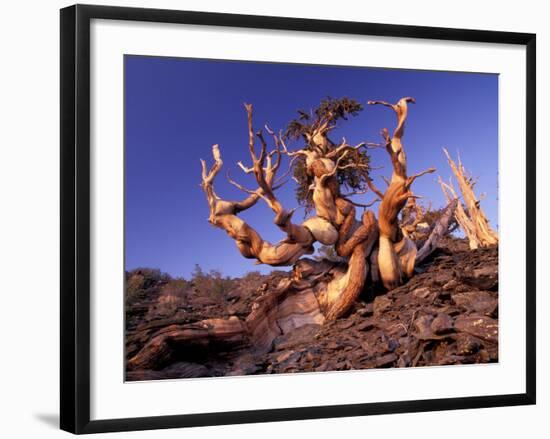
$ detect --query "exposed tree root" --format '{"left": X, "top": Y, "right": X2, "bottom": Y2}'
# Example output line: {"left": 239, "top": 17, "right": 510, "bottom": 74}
{"left": 127, "top": 97, "right": 462, "bottom": 367}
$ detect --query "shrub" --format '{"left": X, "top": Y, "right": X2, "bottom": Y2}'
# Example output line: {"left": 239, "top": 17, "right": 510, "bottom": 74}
{"left": 191, "top": 264, "right": 234, "bottom": 301}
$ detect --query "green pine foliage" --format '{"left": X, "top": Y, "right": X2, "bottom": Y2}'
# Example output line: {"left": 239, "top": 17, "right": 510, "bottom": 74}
{"left": 286, "top": 97, "right": 371, "bottom": 214}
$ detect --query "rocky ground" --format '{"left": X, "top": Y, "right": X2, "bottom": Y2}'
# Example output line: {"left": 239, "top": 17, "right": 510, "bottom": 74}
{"left": 125, "top": 237, "right": 498, "bottom": 381}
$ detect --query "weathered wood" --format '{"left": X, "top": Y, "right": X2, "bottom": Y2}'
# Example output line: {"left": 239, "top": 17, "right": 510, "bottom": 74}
{"left": 416, "top": 199, "right": 458, "bottom": 264}
{"left": 199, "top": 98, "right": 440, "bottom": 326}
{"left": 438, "top": 176, "right": 480, "bottom": 249}
{"left": 128, "top": 97, "right": 493, "bottom": 377}
{"left": 368, "top": 98, "right": 435, "bottom": 289}
{"left": 127, "top": 317, "right": 247, "bottom": 371}
{"left": 442, "top": 148, "right": 498, "bottom": 247}
{"left": 245, "top": 275, "right": 326, "bottom": 352}
{"left": 126, "top": 239, "right": 498, "bottom": 377}
{"left": 324, "top": 208, "right": 379, "bottom": 321}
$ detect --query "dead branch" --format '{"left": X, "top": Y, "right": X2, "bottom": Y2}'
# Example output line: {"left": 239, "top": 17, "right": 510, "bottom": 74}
{"left": 368, "top": 97, "right": 423, "bottom": 289}
{"left": 438, "top": 176, "right": 480, "bottom": 250}
{"left": 416, "top": 199, "right": 458, "bottom": 263}
{"left": 442, "top": 148, "right": 498, "bottom": 247}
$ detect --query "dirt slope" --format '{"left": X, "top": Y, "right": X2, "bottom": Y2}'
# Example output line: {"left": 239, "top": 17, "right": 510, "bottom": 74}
{"left": 125, "top": 238, "right": 498, "bottom": 380}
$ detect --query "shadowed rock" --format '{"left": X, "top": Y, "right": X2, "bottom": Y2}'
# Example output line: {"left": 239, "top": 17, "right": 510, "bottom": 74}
{"left": 125, "top": 238, "right": 498, "bottom": 379}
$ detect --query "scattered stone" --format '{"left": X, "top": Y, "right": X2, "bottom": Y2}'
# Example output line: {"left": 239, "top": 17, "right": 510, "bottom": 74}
{"left": 375, "top": 353, "right": 398, "bottom": 368}
{"left": 451, "top": 291, "right": 498, "bottom": 316}
{"left": 413, "top": 315, "right": 437, "bottom": 340}
{"left": 454, "top": 315, "right": 498, "bottom": 344}
{"left": 432, "top": 272, "right": 454, "bottom": 286}
{"left": 356, "top": 318, "right": 375, "bottom": 331}
{"left": 431, "top": 313, "right": 454, "bottom": 334}
{"left": 273, "top": 324, "right": 320, "bottom": 351}
{"left": 442, "top": 279, "right": 458, "bottom": 291}
{"left": 455, "top": 334, "right": 482, "bottom": 355}
{"left": 126, "top": 362, "right": 209, "bottom": 381}
{"left": 459, "top": 265, "right": 498, "bottom": 290}
{"left": 228, "top": 361, "right": 262, "bottom": 376}
{"left": 275, "top": 350, "right": 295, "bottom": 363}
{"left": 356, "top": 303, "right": 374, "bottom": 316}
{"left": 373, "top": 296, "right": 393, "bottom": 316}
{"left": 337, "top": 320, "right": 355, "bottom": 330}
{"left": 126, "top": 238, "right": 498, "bottom": 379}
{"left": 412, "top": 287, "right": 432, "bottom": 299}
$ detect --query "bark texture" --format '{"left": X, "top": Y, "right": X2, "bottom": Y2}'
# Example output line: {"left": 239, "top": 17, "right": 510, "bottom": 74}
{"left": 199, "top": 99, "right": 446, "bottom": 322}
{"left": 127, "top": 97, "right": 463, "bottom": 370}
{"left": 366, "top": 98, "right": 435, "bottom": 289}
{"left": 416, "top": 199, "right": 458, "bottom": 264}
{"left": 200, "top": 103, "right": 385, "bottom": 320}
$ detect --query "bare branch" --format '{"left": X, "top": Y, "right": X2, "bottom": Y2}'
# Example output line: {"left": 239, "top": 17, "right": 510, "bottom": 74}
{"left": 407, "top": 167, "right": 436, "bottom": 187}
{"left": 280, "top": 145, "right": 308, "bottom": 158}
{"left": 367, "top": 178, "right": 385, "bottom": 199}
{"left": 365, "top": 142, "right": 384, "bottom": 150}
{"left": 255, "top": 130, "right": 268, "bottom": 164}
{"left": 416, "top": 199, "right": 458, "bottom": 264}
{"left": 264, "top": 125, "right": 283, "bottom": 173}
{"left": 237, "top": 161, "right": 254, "bottom": 174}
{"left": 341, "top": 187, "right": 369, "bottom": 197}
{"left": 269, "top": 126, "right": 309, "bottom": 158}
{"left": 244, "top": 103, "right": 256, "bottom": 161}
{"left": 438, "top": 176, "right": 458, "bottom": 200}
{"left": 325, "top": 139, "right": 372, "bottom": 159}
{"left": 225, "top": 171, "right": 257, "bottom": 195}
{"left": 200, "top": 144, "right": 223, "bottom": 184}
{"left": 367, "top": 100, "right": 396, "bottom": 109}
{"left": 273, "top": 155, "right": 298, "bottom": 186}
{"left": 319, "top": 150, "right": 350, "bottom": 184}
{"left": 343, "top": 197, "right": 381, "bottom": 209}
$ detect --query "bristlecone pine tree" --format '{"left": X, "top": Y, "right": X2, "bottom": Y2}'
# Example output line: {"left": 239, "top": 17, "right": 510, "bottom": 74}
{"left": 127, "top": 97, "right": 458, "bottom": 370}
{"left": 438, "top": 149, "right": 498, "bottom": 250}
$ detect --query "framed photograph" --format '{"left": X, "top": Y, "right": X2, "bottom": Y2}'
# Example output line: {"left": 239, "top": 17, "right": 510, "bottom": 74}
{"left": 60, "top": 4, "right": 536, "bottom": 434}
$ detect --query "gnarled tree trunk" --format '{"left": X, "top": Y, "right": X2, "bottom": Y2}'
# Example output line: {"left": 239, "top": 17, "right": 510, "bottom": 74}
{"left": 367, "top": 98, "right": 435, "bottom": 289}
{"left": 128, "top": 97, "right": 455, "bottom": 370}
{"left": 200, "top": 104, "right": 382, "bottom": 320}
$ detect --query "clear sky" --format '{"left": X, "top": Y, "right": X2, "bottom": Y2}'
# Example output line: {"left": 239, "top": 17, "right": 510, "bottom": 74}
{"left": 124, "top": 55, "right": 498, "bottom": 279}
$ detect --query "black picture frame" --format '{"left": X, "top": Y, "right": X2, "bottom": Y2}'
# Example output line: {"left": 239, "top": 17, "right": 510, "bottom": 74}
{"left": 60, "top": 4, "right": 536, "bottom": 434}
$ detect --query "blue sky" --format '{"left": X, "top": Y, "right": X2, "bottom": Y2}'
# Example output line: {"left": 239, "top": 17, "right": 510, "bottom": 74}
{"left": 125, "top": 56, "right": 498, "bottom": 279}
